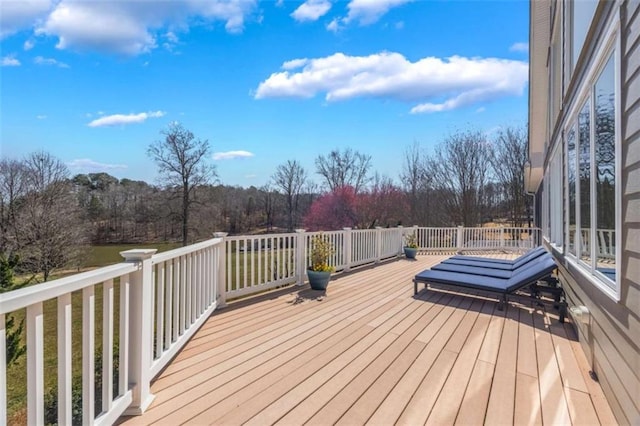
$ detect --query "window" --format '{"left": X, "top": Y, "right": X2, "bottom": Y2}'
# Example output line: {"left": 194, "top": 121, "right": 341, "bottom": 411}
{"left": 578, "top": 101, "right": 591, "bottom": 265}
{"left": 594, "top": 55, "right": 616, "bottom": 284}
{"left": 549, "top": 143, "right": 563, "bottom": 248}
{"left": 566, "top": 127, "right": 576, "bottom": 255}
{"left": 564, "top": 49, "right": 618, "bottom": 297}
{"left": 571, "top": 0, "right": 598, "bottom": 69}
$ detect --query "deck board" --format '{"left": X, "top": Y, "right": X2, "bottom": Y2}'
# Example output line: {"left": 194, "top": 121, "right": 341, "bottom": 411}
{"left": 117, "top": 253, "right": 614, "bottom": 426}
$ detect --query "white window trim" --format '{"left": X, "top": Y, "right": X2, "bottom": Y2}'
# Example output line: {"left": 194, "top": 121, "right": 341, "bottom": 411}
{"left": 562, "top": 7, "right": 621, "bottom": 302}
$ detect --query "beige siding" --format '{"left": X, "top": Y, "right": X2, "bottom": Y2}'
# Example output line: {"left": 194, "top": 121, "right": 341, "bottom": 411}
{"left": 556, "top": 2, "right": 640, "bottom": 424}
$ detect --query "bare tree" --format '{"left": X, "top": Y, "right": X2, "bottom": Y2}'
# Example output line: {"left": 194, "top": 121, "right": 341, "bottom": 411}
{"left": 148, "top": 122, "right": 216, "bottom": 245}
{"left": 315, "top": 148, "right": 371, "bottom": 194}
{"left": 491, "top": 126, "right": 530, "bottom": 226}
{"left": 400, "top": 141, "right": 430, "bottom": 225}
{"left": 272, "top": 160, "right": 307, "bottom": 232}
{"left": 0, "top": 159, "right": 28, "bottom": 251}
{"left": 430, "top": 130, "right": 493, "bottom": 226}
{"left": 17, "top": 151, "right": 87, "bottom": 281}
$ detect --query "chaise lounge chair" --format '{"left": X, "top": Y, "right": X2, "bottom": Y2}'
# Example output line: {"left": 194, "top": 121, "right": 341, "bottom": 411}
{"left": 414, "top": 255, "right": 566, "bottom": 321}
{"left": 432, "top": 249, "right": 552, "bottom": 278}
{"left": 443, "top": 246, "right": 549, "bottom": 270}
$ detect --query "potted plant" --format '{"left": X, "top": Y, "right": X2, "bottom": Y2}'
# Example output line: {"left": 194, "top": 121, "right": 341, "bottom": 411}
{"left": 307, "top": 234, "right": 335, "bottom": 290}
{"left": 404, "top": 231, "right": 418, "bottom": 259}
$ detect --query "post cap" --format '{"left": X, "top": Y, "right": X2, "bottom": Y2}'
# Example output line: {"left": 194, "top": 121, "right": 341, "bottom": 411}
{"left": 213, "top": 232, "right": 228, "bottom": 238}
{"left": 120, "top": 249, "right": 157, "bottom": 262}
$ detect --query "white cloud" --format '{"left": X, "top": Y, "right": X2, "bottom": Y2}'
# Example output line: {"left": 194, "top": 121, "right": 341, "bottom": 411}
{"left": 344, "top": 0, "right": 412, "bottom": 25}
{"left": 475, "top": 107, "right": 486, "bottom": 113}
{"left": 213, "top": 150, "right": 255, "bottom": 160}
{"left": 36, "top": 114, "right": 47, "bottom": 119}
{"left": 0, "top": 0, "right": 53, "bottom": 39}
{"left": 35, "top": 0, "right": 257, "bottom": 56}
{"left": 67, "top": 158, "right": 127, "bottom": 171}
{"left": 326, "top": 18, "right": 340, "bottom": 32}
{"left": 510, "top": 42, "right": 529, "bottom": 53}
{"left": 282, "top": 58, "right": 308, "bottom": 70}
{"left": 291, "top": 0, "right": 332, "bottom": 22}
{"left": 1, "top": 55, "right": 21, "bottom": 67}
{"left": 24, "top": 39, "right": 35, "bottom": 50}
{"left": 34, "top": 56, "right": 69, "bottom": 68}
{"left": 88, "top": 111, "right": 166, "bottom": 127}
{"left": 255, "top": 52, "right": 528, "bottom": 114}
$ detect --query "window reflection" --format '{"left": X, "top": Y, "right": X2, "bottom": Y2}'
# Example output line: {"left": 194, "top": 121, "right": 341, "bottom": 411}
{"left": 594, "top": 54, "right": 616, "bottom": 283}
{"left": 567, "top": 128, "right": 576, "bottom": 256}
{"left": 578, "top": 101, "right": 591, "bottom": 263}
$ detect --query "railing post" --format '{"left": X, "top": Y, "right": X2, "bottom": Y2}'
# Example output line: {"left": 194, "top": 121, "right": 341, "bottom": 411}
{"left": 413, "top": 225, "right": 419, "bottom": 250}
{"left": 343, "top": 228, "right": 352, "bottom": 272}
{"left": 295, "top": 229, "right": 307, "bottom": 285}
{"left": 456, "top": 226, "right": 464, "bottom": 254}
{"left": 500, "top": 226, "right": 505, "bottom": 250}
{"left": 213, "top": 233, "right": 228, "bottom": 308}
{"left": 120, "top": 249, "right": 157, "bottom": 416}
{"left": 397, "top": 225, "right": 404, "bottom": 256}
{"left": 375, "top": 227, "right": 383, "bottom": 263}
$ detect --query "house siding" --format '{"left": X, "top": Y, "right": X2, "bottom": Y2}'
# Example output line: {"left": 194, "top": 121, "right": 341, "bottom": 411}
{"left": 542, "top": 1, "right": 640, "bottom": 424}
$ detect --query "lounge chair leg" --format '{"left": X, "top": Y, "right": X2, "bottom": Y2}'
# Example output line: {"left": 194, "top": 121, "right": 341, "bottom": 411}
{"left": 559, "top": 301, "right": 567, "bottom": 323}
{"left": 413, "top": 279, "right": 417, "bottom": 295}
{"left": 497, "top": 295, "right": 506, "bottom": 311}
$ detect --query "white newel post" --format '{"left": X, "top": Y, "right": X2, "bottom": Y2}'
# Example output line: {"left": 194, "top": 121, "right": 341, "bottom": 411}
{"left": 375, "top": 227, "right": 383, "bottom": 263}
{"left": 413, "top": 225, "right": 419, "bottom": 250}
{"left": 456, "top": 226, "right": 464, "bottom": 253}
{"left": 343, "top": 228, "right": 352, "bottom": 272}
{"left": 213, "top": 233, "right": 228, "bottom": 308}
{"left": 295, "top": 229, "right": 306, "bottom": 285}
{"left": 499, "top": 226, "right": 505, "bottom": 250}
{"left": 397, "top": 225, "right": 404, "bottom": 256}
{"left": 120, "top": 249, "right": 157, "bottom": 416}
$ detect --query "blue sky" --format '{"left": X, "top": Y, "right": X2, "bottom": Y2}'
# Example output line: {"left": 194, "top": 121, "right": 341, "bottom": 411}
{"left": 1, "top": 0, "right": 529, "bottom": 188}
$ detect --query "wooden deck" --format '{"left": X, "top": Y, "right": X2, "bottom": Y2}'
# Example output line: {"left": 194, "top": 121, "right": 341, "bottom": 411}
{"left": 119, "top": 254, "right": 616, "bottom": 425}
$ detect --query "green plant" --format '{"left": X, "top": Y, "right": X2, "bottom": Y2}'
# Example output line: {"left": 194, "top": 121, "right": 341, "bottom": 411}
{"left": 309, "top": 234, "right": 336, "bottom": 272}
{"left": 404, "top": 231, "right": 418, "bottom": 249}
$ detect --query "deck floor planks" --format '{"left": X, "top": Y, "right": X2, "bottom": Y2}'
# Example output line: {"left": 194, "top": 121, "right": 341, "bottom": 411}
{"left": 302, "top": 294, "right": 470, "bottom": 426}
{"left": 484, "top": 303, "right": 520, "bottom": 425}
{"left": 454, "top": 359, "right": 496, "bottom": 425}
{"left": 130, "top": 289, "right": 413, "bottom": 424}
{"left": 533, "top": 307, "right": 572, "bottom": 425}
{"left": 426, "top": 299, "right": 494, "bottom": 425}
{"left": 563, "top": 323, "right": 618, "bottom": 425}
{"left": 185, "top": 276, "right": 442, "bottom": 425}
{"left": 514, "top": 372, "right": 543, "bottom": 425}
{"left": 516, "top": 305, "right": 539, "bottom": 379}
{"left": 335, "top": 294, "right": 467, "bottom": 425}
{"left": 116, "top": 254, "right": 615, "bottom": 426}
{"left": 240, "top": 292, "right": 449, "bottom": 426}
{"left": 153, "top": 265, "right": 418, "bottom": 391}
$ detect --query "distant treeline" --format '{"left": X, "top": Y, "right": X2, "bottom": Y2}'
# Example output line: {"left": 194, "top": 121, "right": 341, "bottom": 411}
{"left": 0, "top": 124, "right": 530, "bottom": 282}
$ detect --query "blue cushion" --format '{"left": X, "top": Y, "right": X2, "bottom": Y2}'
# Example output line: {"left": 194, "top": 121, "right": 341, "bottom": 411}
{"left": 415, "top": 255, "right": 557, "bottom": 295}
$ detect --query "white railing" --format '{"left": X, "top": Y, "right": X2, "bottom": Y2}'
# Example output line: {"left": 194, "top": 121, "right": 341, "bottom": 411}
{"left": 460, "top": 227, "right": 540, "bottom": 251}
{"left": 0, "top": 226, "right": 539, "bottom": 424}
{"left": 575, "top": 228, "right": 616, "bottom": 260}
{"left": 0, "top": 237, "right": 223, "bottom": 425}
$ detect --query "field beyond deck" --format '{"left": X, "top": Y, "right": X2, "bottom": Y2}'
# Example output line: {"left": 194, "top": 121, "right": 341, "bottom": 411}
{"left": 119, "top": 253, "right": 615, "bottom": 425}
